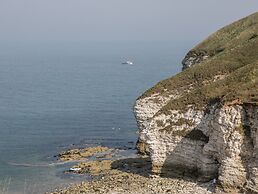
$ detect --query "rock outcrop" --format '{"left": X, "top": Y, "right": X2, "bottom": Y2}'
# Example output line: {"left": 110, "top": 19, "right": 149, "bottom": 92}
{"left": 134, "top": 12, "right": 258, "bottom": 193}
{"left": 182, "top": 50, "right": 209, "bottom": 70}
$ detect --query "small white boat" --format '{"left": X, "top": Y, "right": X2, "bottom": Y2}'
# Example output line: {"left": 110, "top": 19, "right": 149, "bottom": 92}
{"left": 69, "top": 167, "right": 81, "bottom": 172}
{"left": 122, "top": 61, "right": 133, "bottom": 65}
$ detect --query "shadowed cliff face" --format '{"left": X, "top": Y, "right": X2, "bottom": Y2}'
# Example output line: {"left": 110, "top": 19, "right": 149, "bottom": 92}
{"left": 134, "top": 12, "right": 258, "bottom": 193}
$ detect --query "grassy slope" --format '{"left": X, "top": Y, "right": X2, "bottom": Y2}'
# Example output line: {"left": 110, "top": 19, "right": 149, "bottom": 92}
{"left": 140, "top": 12, "right": 258, "bottom": 114}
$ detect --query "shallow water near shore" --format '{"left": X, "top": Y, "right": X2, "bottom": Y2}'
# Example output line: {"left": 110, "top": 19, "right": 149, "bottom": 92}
{"left": 0, "top": 41, "right": 191, "bottom": 193}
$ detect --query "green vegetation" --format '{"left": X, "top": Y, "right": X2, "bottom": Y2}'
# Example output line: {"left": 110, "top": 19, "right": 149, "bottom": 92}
{"left": 140, "top": 12, "right": 258, "bottom": 114}
{"left": 159, "top": 126, "right": 189, "bottom": 136}
{"left": 169, "top": 118, "right": 194, "bottom": 126}
{"left": 159, "top": 125, "right": 209, "bottom": 143}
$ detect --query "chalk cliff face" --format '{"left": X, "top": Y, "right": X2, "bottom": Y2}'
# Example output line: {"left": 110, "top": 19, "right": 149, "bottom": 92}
{"left": 134, "top": 12, "right": 258, "bottom": 193}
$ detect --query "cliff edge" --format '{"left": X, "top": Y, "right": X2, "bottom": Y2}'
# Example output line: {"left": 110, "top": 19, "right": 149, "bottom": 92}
{"left": 134, "top": 12, "right": 258, "bottom": 193}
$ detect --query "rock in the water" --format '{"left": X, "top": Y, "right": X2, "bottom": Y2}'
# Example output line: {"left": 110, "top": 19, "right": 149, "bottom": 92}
{"left": 58, "top": 146, "right": 112, "bottom": 161}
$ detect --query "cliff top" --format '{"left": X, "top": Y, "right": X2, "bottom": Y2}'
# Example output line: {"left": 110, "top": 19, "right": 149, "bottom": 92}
{"left": 140, "top": 12, "right": 258, "bottom": 114}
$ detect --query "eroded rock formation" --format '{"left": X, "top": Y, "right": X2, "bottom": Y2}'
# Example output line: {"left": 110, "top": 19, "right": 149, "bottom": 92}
{"left": 134, "top": 12, "right": 258, "bottom": 193}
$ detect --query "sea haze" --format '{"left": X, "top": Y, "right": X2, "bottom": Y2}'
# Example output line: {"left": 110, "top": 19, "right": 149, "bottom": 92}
{"left": 0, "top": 41, "right": 189, "bottom": 193}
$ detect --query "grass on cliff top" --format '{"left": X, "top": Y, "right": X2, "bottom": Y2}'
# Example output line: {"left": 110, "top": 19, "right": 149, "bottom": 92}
{"left": 140, "top": 12, "right": 258, "bottom": 114}
{"left": 162, "top": 60, "right": 258, "bottom": 113}
{"left": 193, "top": 12, "right": 258, "bottom": 54}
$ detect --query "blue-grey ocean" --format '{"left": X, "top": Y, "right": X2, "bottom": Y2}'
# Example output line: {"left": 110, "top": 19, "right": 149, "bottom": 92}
{"left": 0, "top": 42, "right": 191, "bottom": 193}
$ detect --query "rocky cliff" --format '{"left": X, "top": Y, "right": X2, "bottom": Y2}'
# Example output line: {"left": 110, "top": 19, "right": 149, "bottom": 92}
{"left": 134, "top": 12, "right": 258, "bottom": 193}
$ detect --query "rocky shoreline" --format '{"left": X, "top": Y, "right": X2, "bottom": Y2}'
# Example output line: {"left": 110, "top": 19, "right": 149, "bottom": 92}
{"left": 48, "top": 146, "right": 216, "bottom": 194}
{"left": 49, "top": 12, "right": 258, "bottom": 194}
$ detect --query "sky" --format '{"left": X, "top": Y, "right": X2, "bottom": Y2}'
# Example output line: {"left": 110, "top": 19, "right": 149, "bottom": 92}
{"left": 0, "top": 0, "right": 258, "bottom": 43}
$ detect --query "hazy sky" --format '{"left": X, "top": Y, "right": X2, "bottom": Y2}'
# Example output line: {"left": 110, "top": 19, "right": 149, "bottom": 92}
{"left": 0, "top": 0, "right": 257, "bottom": 43}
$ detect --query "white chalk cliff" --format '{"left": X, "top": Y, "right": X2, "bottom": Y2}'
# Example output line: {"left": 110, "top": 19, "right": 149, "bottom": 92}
{"left": 134, "top": 12, "right": 258, "bottom": 193}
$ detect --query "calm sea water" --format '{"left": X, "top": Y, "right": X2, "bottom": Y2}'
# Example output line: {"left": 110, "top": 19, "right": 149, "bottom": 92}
{"left": 0, "top": 41, "right": 191, "bottom": 193}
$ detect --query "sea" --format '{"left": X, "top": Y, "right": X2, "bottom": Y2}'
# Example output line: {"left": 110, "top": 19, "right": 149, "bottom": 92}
{"left": 0, "top": 41, "right": 193, "bottom": 193}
